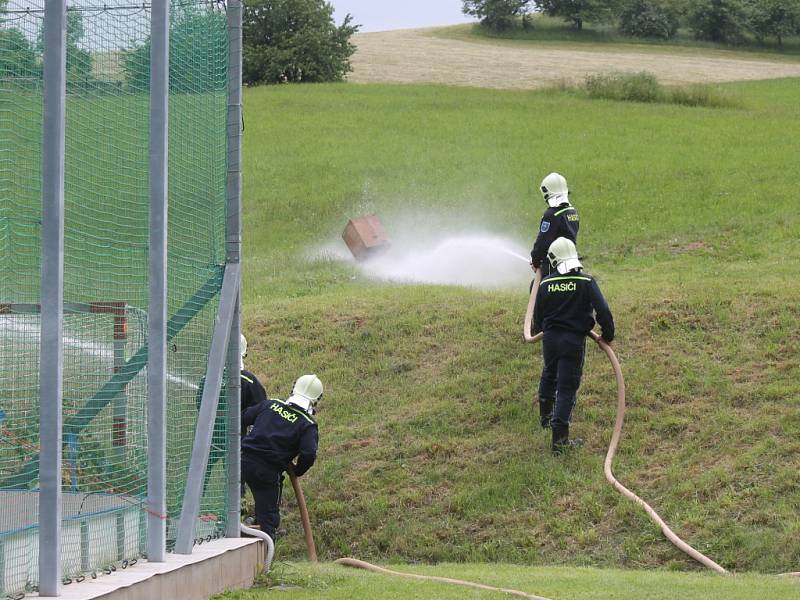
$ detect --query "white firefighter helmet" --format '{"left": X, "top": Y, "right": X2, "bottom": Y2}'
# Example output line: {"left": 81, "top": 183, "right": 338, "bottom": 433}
{"left": 287, "top": 374, "right": 323, "bottom": 415}
{"left": 540, "top": 172, "right": 569, "bottom": 208}
{"left": 547, "top": 237, "right": 583, "bottom": 275}
{"left": 239, "top": 334, "right": 248, "bottom": 370}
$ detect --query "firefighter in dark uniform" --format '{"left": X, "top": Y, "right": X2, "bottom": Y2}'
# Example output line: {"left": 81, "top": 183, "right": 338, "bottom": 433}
{"left": 533, "top": 237, "right": 614, "bottom": 453}
{"left": 196, "top": 334, "right": 267, "bottom": 497}
{"left": 241, "top": 374, "right": 322, "bottom": 541}
{"left": 239, "top": 335, "right": 268, "bottom": 417}
{"left": 530, "top": 172, "right": 580, "bottom": 277}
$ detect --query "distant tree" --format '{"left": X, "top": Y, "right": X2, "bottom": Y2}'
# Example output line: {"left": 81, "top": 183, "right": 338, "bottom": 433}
{"left": 688, "top": 0, "right": 748, "bottom": 43}
{"left": 123, "top": 6, "right": 227, "bottom": 93}
{"left": 536, "top": 0, "right": 623, "bottom": 30}
{"left": 1, "top": 0, "right": 39, "bottom": 82}
{"left": 619, "top": 0, "right": 681, "bottom": 39}
{"left": 243, "top": 0, "right": 359, "bottom": 85}
{"left": 746, "top": 0, "right": 800, "bottom": 46}
{"left": 0, "top": 28, "right": 39, "bottom": 78}
{"left": 462, "top": 0, "right": 533, "bottom": 31}
{"left": 65, "top": 11, "right": 92, "bottom": 80}
{"left": 36, "top": 10, "right": 91, "bottom": 81}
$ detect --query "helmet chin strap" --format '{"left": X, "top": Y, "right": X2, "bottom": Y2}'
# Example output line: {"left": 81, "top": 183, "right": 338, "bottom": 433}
{"left": 287, "top": 395, "right": 314, "bottom": 414}
{"left": 556, "top": 260, "right": 583, "bottom": 274}
{"left": 546, "top": 193, "right": 569, "bottom": 208}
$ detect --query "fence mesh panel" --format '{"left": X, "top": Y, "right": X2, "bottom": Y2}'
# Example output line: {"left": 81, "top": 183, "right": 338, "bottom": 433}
{"left": 0, "top": 1, "right": 230, "bottom": 594}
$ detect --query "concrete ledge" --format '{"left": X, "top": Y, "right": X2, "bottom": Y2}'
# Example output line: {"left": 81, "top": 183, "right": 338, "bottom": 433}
{"left": 37, "top": 538, "right": 264, "bottom": 600}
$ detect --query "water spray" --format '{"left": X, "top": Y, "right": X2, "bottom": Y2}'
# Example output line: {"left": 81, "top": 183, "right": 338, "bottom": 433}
{"left": 435, "top": 237, "right": 532, "bottom": 264}
{"left": 336, "top": 214, "right": 534, "bottom": 288}
{"left": 493, "top": 247, "right": 531, "bottom": 264}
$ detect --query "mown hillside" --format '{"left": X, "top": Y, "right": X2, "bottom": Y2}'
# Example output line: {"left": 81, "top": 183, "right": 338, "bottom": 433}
{"left": 239, "top": 79, "right": 800, "bottom": 574}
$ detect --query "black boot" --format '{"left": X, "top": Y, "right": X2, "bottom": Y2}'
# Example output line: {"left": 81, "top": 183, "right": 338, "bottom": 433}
{"left": 538, "top": 397, "right": 554, "bottom": 429}
{"left": 551, "top": 424, "right": 584, "bottom": 454}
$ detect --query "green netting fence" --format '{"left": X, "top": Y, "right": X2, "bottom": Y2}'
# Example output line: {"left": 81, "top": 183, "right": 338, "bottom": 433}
{"left": 0, "top": 1, "right": 233, "bottom": 595}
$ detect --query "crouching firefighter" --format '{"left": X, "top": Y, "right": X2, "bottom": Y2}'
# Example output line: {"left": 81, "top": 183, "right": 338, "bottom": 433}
{"left": 241, "top": 374, "right": 322, "bottom": 541}
{"left": 530, "top": 172, "right": 579, "bottom": 277}
{"left": 533, "top": 237, "right": 614, "bottom": 453}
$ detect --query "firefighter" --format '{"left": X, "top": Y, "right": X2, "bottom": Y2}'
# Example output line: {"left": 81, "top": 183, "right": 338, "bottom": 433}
{"left": 241, "top": 374, "right": 322, "bottom": 541}
{"left": 530, "top": 173, "right": 580, "bottom": 277}
{"left": 533, "top": 237, "right": 614, "bottom": 453}
{"left": 239, "top": 334, "right": 268, "bottom": 417}
{"left": 197, "top": 334, "right": 267, "bottom": 497}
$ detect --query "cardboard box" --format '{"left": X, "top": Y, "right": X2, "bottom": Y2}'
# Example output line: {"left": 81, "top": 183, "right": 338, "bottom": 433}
{"left": 342, "top": 215, "right": 390, "bottom": 261}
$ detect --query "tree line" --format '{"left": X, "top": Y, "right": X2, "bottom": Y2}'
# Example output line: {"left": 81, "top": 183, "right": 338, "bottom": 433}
{"left": 1, "top": 7, "right": 92, "bottom": 86}
{"left": 463, "top": 0, "right": 800, "bottom": 46}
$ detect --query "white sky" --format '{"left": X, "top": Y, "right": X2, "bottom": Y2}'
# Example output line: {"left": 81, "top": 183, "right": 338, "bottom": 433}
{"left": 330, "top": 0, "right": 474, "bottom": 33}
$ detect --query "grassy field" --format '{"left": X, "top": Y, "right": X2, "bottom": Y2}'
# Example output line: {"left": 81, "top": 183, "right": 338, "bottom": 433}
{"left": 216, "top": 561, "right": 800, "bottom": 599}
{"left": 440, "top": 15, "right": 800, "bottom": 59}
{"left": 236, "top": 73, "right": 800, "bottom": 586}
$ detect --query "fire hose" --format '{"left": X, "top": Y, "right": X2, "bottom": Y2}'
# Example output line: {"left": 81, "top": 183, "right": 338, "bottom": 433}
{"left": 289, "top": 470, "right": 318, "bottom": 562}
{"left": 241, "top": 523, "right": 275, "bottom": 572}
{"left": 288, "top": 471, "right": 552, "bottom": 599}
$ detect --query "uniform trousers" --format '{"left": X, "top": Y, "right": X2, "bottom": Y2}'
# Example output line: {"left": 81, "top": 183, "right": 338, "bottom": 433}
{"left": 538, "top": 329, "right": 586, "bottom": 428}
{"left": 241, "top": 451, "right": 283, "bottom": 540}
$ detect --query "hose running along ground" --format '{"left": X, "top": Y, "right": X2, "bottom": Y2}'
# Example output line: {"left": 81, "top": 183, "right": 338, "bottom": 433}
{"left": 335, "top": 558, "right": 552, "bottom": 600}
{"left": 288, "top": 472, "right": 552, "bottom": 599}
{"left": 524, "top": 268, "right": 728, "bottom": 574}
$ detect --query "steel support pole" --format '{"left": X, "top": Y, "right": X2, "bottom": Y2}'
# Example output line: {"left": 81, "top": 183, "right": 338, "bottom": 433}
{"left": 147, "top": 0, "right": 169, "bottom": 563}
{"left": 225, "top": 0, "right": 244, "bottom": 539}
{"left": 174, "top": 264, "right": 240, "bottom": 554}
{"left": 38, "top": 1, "right": 67, "bottom": 595}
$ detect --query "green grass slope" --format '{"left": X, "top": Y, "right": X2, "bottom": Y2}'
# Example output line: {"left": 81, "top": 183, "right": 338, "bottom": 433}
{"left": 239, "top": 79, "right": 800, "bottom": 574}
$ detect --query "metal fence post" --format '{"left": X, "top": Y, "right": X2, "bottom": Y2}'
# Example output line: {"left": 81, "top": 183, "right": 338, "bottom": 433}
{"left": 225, "top": 0, "right": 244, "bottom": 539}
{"left": 38, "top": 0, "right": 67, "bottom": 595}
{"left": 174, "top": 265, "right": 240, "bottom": 553}
{"left": 147, "top": 0, "right": 169, "bottom": 563}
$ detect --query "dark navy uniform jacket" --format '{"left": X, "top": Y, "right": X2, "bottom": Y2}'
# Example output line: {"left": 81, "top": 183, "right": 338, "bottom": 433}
{"left": 241, "top": 369, "right": 267, "bottom": 415}
{"left": 530, "top": 204, "right": 580, "bottom": 269}
{"left": 242, "top": 399, "right": 319, "bottom": 476}
{"left": 196, "top": 369, "right": 267, "bottom": 438}
{"left": 533, "top": 269, "right": 614, "bottom": 342}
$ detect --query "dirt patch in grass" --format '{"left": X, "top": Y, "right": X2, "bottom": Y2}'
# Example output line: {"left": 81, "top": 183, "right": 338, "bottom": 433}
{"left": 349, "top": 29, "right": 800, "bottom": 89}
{"left": 670, "top": 241, "right": 708, "bottom": 253}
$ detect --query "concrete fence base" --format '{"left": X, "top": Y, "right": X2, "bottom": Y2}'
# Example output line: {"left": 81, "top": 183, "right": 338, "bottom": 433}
{"left": 37, "top": 538, "right": 264, "bottom": 600}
